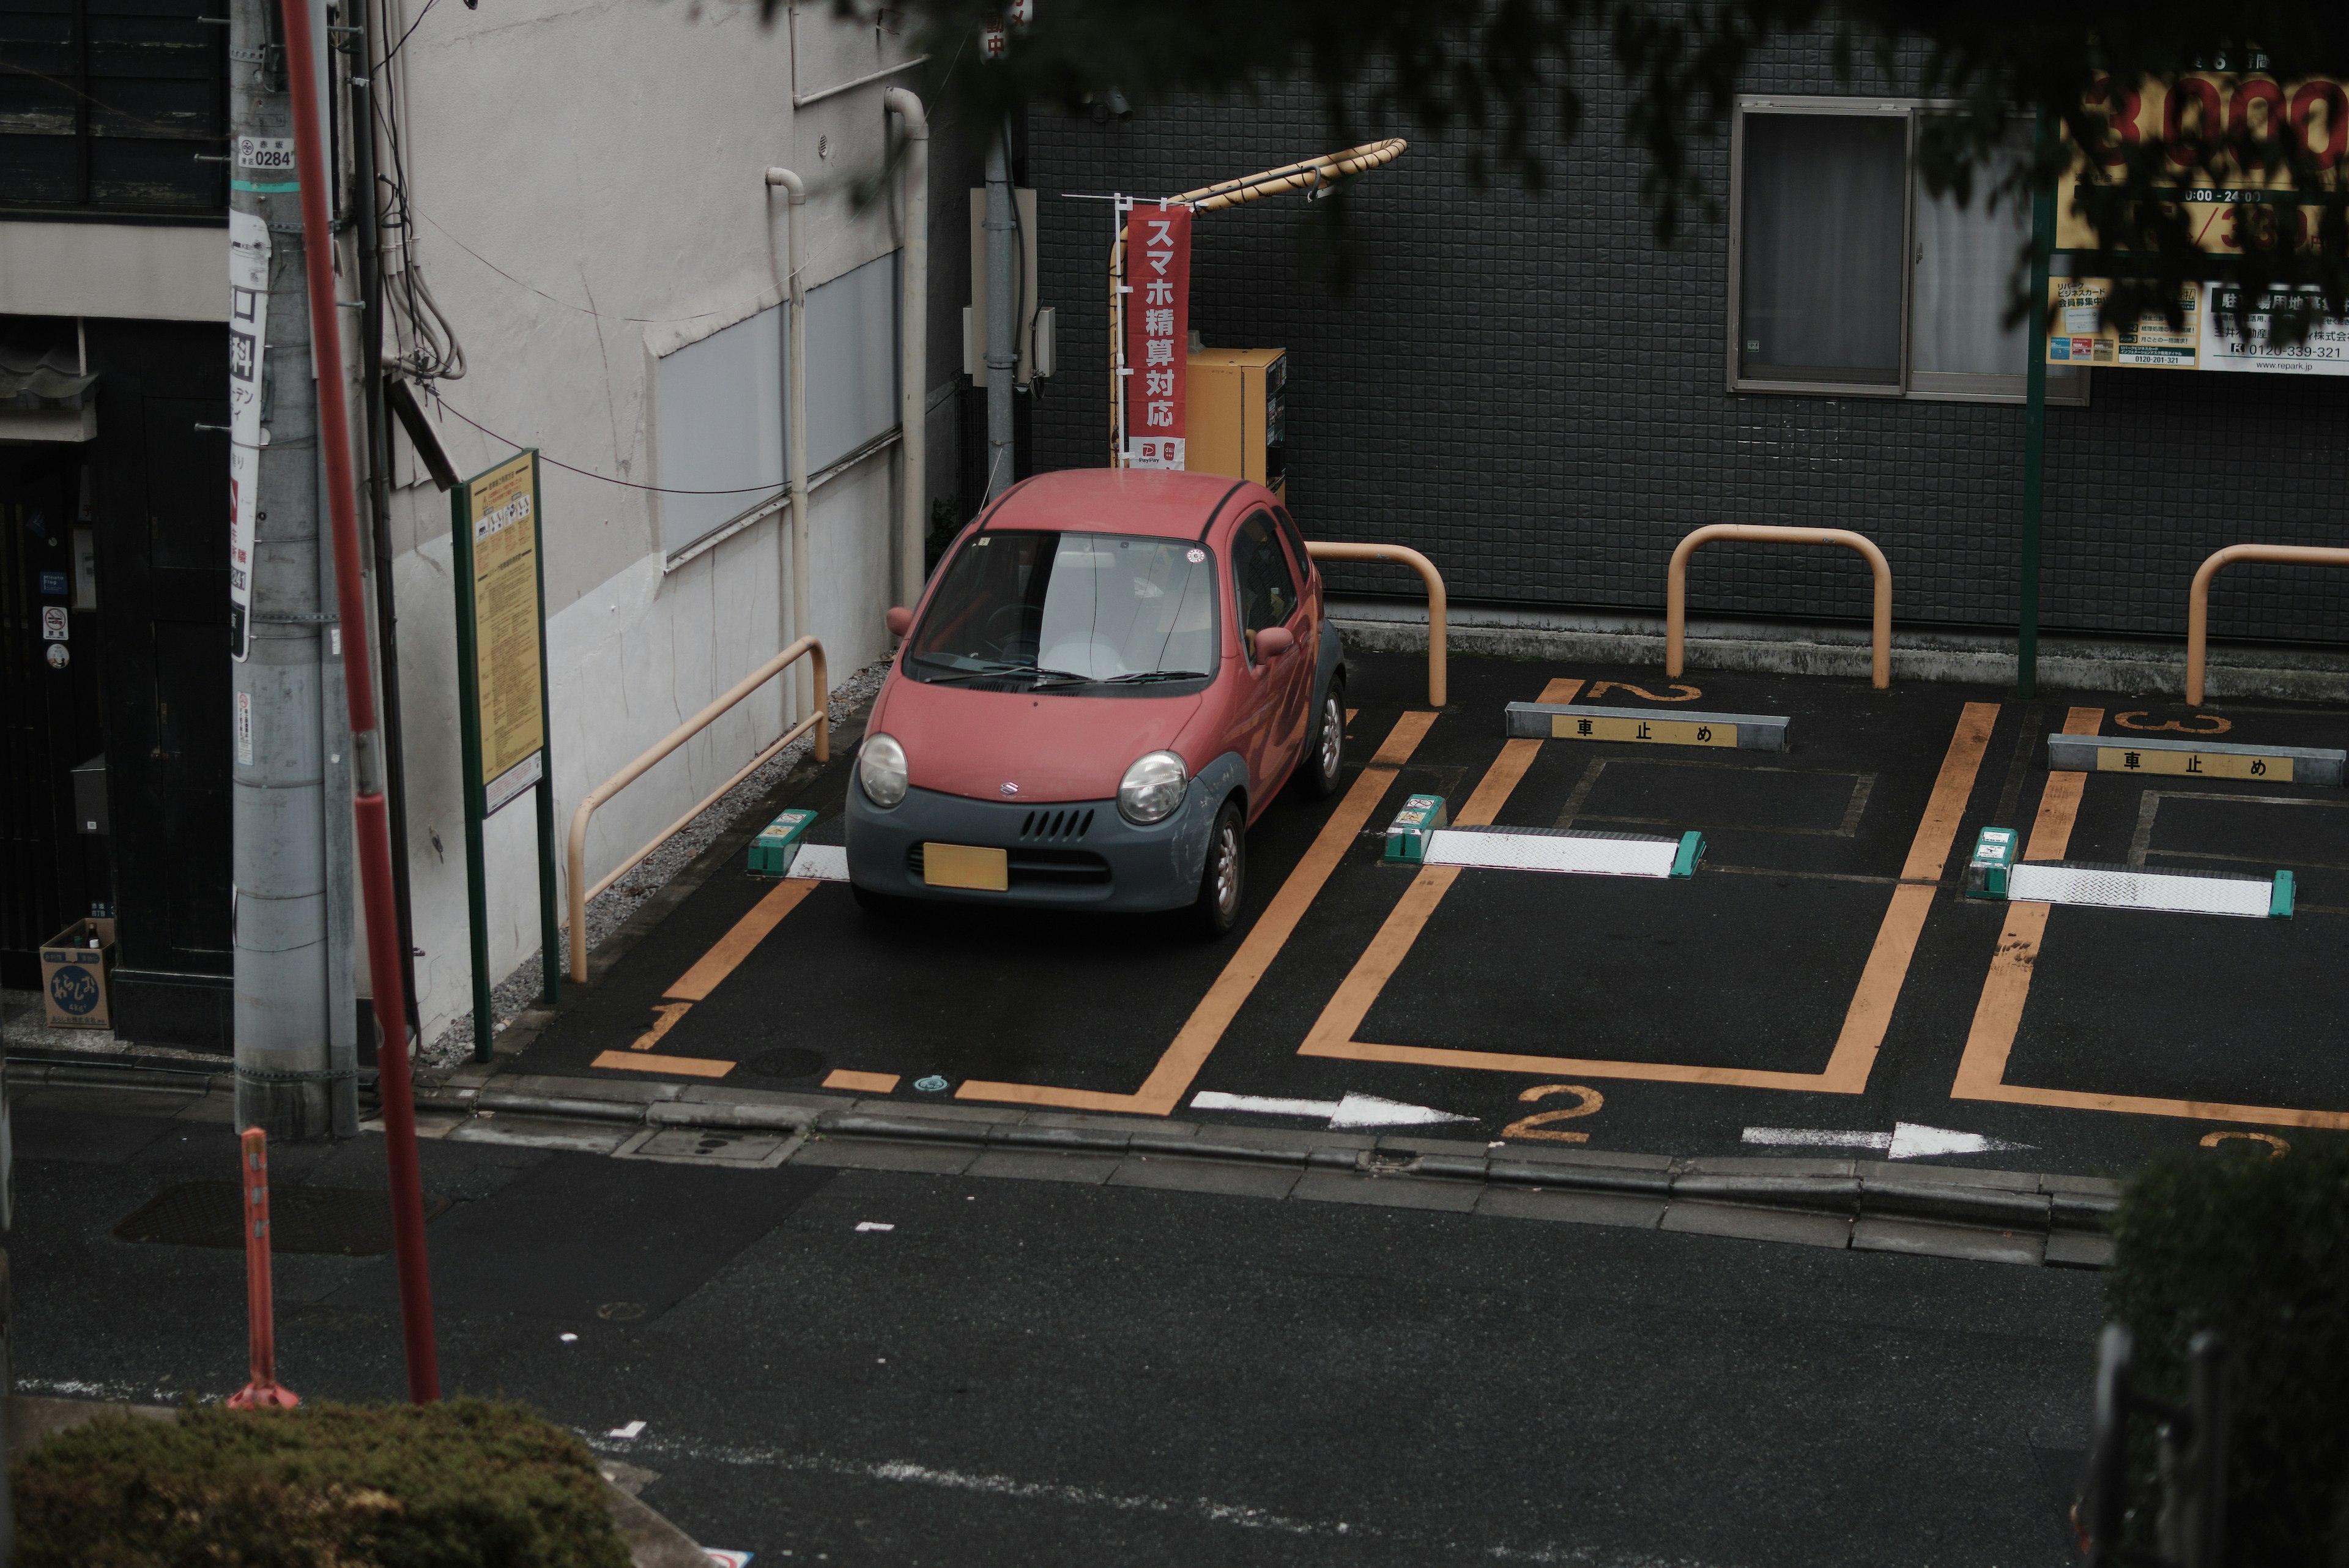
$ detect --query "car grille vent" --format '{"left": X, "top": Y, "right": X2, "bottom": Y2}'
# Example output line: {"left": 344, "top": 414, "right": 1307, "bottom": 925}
{"left": 1019, "top": 808, "right": 1094, "bottom": 841}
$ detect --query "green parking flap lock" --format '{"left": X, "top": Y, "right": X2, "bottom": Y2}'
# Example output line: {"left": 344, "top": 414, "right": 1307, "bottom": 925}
{"left": 1383, "top": 795, "right": 1449, "bottom": 864}
{"left": 1671, "top": 831, "right": 1705, "bottom": 879}
{"left": 2270, "top": 870, "right": 2295, "bottom": 920}
{"left": 749, "top": 809, "right": 820, "bottom": 877}
{"left": 1965, "top": 826, "right": 2019, "bottom": 900}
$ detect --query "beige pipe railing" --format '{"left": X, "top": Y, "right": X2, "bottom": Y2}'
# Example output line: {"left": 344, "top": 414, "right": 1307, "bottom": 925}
{"left": 566, "top": 637, "right": 827, "bottom": 982}
{"left": 1668, "top": 525, "right": 1891, "bottom": 691}
{"left": 1307, "top": 541, "right": 1446, "bottom": 707}
{"left": 2187, "top": 544, "right": 2349, "bottom": 707}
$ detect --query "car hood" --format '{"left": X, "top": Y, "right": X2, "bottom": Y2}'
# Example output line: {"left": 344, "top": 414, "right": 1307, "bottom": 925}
{"left": 872, "top": 675, "right": 1206, "bottom": 803}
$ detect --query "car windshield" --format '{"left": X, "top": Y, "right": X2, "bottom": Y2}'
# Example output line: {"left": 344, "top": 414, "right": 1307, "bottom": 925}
{"left": 905, "top": 530, "right": 1219, "bottom": 692}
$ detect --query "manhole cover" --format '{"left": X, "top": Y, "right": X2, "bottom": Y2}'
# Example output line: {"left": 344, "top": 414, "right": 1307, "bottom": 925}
{"left": 113, "top": 1183, "right": 454, "bottom": 1256}
{"left": 746, "top": 1049, "right": 826, "bottom": 1080}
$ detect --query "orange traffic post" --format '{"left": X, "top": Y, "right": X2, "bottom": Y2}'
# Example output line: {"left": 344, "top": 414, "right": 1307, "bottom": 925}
{"left": 2186, "top": 544, "right": 2349, "bottom": 707}
{"left": 1668, "top": 525, "right": 1892, "bottom": 690}
{"left": 226, "top": 1128, "right": 299, "bottom": 1410}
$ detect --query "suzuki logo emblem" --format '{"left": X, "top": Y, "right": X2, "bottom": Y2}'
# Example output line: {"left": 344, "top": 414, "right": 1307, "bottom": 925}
{"left": 1000, "top": 782, "right": 1020, "bottom": 797}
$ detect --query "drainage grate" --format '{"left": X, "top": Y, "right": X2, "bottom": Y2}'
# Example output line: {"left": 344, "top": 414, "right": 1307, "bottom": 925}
{"left": 113, "top": 1183, "right": 454, "bottom": 1255}
{"left": 747, "top": 1048, "right": 828, "bottom": 1080}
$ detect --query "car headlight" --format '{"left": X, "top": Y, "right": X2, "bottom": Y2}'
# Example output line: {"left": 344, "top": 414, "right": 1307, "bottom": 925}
{"left": 1118, "top": 751, "right": 1188, "bottom": 825}
{"left": 859, "top": 732, "right": 908, "bottom": 808}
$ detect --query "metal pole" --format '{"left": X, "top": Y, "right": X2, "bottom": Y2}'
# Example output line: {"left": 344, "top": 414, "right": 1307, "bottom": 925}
{"left": 449, "top": 480, "right": 494, "bottom": 1058}
{"left": 276, "top": 0, "right": 439, "bottom": 1401}
{"left": 230, "top": 0, "right": 334, "bottom": 1140}
{"left": 984, "top": 114, "right": 1015, "bottom": 500}
{"left": 882, "top": 89, "right": 928, "bottom": 600}
{"left": 350, "top": 21, "right": 423, "bottom": 1049}
{"left": 2019, "top": 110, "right": 2055, "bottom": 700}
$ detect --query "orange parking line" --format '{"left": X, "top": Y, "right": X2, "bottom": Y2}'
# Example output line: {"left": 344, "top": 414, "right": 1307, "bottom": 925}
{"left": 669, "top": 877, "right": 823, "bottom": 1001}
{"left": 955, "top": 708, "right": 1439, "bottom": 1115}
{"left": 824, "top": 1069, "right": 902, "bottom": 1093}
{"left": 1951, "top": 708, "right": 2349, "bottom": 1131}
{"left": 592, "top": 1049, "right": 734, "bottom": 1079}
{"left": 1302, "top": 699, "right": 2001, "bottom": 1095}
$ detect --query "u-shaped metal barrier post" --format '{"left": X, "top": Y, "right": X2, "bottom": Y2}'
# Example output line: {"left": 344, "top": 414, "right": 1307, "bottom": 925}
{"left": 2187, "top": 544, "right": 2349, "bottom": 707}
{"left": 1306, "top": 541, "right": 1447, "bottom": 708}
{"left": 566, "top": 636, "right": 828, "bottom": 983}
{"left": 1668, "top": 525, "right": 1892, "bottom": 690}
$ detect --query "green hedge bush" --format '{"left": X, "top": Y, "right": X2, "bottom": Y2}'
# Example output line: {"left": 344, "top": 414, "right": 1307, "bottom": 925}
{"left": 2106, "top": 1135, "right": 2349, "bottom": 1565}
{"left": 12, "top": 1397, "right": 632, "bottom": 1568}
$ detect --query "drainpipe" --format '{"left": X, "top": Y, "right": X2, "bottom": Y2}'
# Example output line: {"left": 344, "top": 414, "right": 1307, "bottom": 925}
{"left": 882, "top": 86, "right": 927, "bottom": 604}
{"left": 982, "top": 116, "right": 1014, "bottom": 502}
{"left": 765, "top": 166, "right": 811, "bottom": 719}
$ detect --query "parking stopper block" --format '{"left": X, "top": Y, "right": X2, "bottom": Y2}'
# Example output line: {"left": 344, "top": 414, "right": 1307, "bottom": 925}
{"left": 1382, "top": 794, "right": 1449, "bottom": 863}
{"left": 1422, "top": 826, "right": 1702, "bottom": 880}
{"left": 748, "top": 808, "right": 819, "bottom": 876}
{"left": 1505, "top": 701, "right": 1790, "bottom": 752}
{"left": 2004, "top": 861, "right": 2293, "bottom": 919}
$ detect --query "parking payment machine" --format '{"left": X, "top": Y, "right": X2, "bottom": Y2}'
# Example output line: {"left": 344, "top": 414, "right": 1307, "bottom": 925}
{"left": 1185, "top": 349, "right": 1286, "bottom": 501}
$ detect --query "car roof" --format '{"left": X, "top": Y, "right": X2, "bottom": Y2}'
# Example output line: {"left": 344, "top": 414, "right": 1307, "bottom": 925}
{"left": 976, "top": 469, "right": 1271, "bottom": 541}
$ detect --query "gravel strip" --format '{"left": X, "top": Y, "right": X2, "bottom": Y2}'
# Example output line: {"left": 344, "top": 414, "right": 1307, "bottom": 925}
{"left": 421, "top": 657, "right": 886, "bottom": 1066}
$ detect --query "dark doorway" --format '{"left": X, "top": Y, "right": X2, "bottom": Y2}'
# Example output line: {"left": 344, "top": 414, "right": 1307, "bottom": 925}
{"left": 0, "top": 439, "right": 109, "bottom": 981}
{"left": 84, "top": 319, "right": 233, "bottom": 1049}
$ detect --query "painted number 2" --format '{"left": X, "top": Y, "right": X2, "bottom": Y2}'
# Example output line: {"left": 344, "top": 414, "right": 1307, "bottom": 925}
{"left": 1501, "top": 1082, "right": 1604, "bottom": 1143}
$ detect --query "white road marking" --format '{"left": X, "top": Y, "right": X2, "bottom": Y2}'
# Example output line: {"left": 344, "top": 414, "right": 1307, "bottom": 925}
{"left": 1740, "top": 1122, "right": 2032, "bottom": 1161}
{"left": 855, "top": 1221, "right": 895, "bottom": 1232}
{"left": 607, "top": 1420, "right": 647, "bottom": 1440}
{"left": 1192, "top": 1090, "right": 1473, "bottom": 1129}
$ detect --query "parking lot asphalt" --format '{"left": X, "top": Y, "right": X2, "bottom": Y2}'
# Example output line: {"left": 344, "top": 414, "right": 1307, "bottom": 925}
{"left": 507, "top": 648, "right": 2349, "bottom": 1182}
{"left": 9, "top": 1095, "right": 2105, "bottom": 1566}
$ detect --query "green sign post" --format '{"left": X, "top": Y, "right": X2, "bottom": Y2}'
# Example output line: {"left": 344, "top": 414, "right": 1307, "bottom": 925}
{"left": 450, "top": 450, "right": 560, "bottom": 1062}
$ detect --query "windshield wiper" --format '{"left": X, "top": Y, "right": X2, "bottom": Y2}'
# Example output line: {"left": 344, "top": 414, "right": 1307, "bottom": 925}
{"left": 1098, "top": 670, "right": 1210, "bottom": 685}
{"left": 919, "top": 661, "right": 1093, "bottom": 686}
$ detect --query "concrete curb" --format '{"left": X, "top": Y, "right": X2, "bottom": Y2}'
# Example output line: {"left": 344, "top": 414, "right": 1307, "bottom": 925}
{"left": 399, "top": 1079, "right": 2120, "bottom": 1263}
{"left": 12, "top": 1062, "right": 2121, "bottom": 1268}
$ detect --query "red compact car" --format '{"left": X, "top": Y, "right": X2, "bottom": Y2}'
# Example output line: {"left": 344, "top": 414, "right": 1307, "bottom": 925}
{"left": 843, "top": 469, "right": 1346, "bottom": 934}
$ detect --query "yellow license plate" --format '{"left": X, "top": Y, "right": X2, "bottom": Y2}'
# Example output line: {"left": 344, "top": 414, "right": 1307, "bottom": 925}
{"left": 922, "top": 843, "right": 1009, "bottom": 891}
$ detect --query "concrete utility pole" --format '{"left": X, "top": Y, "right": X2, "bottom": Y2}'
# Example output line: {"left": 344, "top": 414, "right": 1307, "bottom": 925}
{"left": 229, "top": 0, "right": 351, "bottom": 1139}
{"left": 982, "top": 114, "right": 1015, "bottom": 500}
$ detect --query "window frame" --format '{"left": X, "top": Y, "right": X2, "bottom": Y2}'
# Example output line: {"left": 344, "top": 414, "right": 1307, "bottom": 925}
{"left": 1230, "top": 510, "right": 1300, "bottom": 669}
{"left": 1727, "top": 95, "right": 2090, "bottom": 407}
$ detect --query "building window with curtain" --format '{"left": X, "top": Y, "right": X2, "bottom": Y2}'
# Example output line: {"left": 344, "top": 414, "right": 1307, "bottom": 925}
{"left": 1729, "top": 97, "right": 2088, "bottom": 406}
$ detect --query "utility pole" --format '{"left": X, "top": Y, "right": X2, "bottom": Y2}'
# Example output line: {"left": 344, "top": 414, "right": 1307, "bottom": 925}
{"left": 982, "top": 114, "right": 1015, "bottom": 500}
{"left": 229, "top": 0, "right": 348, "bottom": 1139}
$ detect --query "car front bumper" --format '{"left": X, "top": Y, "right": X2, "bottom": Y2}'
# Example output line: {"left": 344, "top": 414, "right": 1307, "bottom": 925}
{"left": 844, "top": 773, "right": 1230, "bottom": 913}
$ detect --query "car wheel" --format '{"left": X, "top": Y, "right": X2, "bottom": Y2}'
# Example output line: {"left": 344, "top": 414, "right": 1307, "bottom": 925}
{"left": 1298, "top": 680, "right": 1345, "bottom": 800}
{"left": 1192, "top": 800, "right": 1246, "bottom": 937}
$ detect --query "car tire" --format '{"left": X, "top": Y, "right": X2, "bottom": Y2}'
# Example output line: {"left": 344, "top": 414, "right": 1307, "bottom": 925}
{"left": 1297, "top": 679, "right": 1345, "bottom": 800}
{"left": 1192, "top": 799, "right": 1246, "bottom": 938}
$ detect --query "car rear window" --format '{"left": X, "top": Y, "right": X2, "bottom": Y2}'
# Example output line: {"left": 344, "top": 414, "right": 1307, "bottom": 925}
{"left": 904, "top": 530, "right": 1220, "bottom": 693}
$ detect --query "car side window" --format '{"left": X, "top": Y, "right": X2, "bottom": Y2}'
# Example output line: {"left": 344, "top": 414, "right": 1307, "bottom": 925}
{"left": 1271, "top": 506, "right": 1311, "bottom": 584}
{"left": 1233, "top": 513, "right": 1298, "bottom": 663}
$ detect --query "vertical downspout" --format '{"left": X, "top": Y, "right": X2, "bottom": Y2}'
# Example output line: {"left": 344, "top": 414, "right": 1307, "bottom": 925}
{"left": 883, "top": 86, "right": 927, "bottom": 605}
{"left": 981, "top": 115, "right": 1014, "bottom": 501}
{"left": 765, "top": 167, "right": 811, "bottom": 718}
{"left": 350, "top": 0, "right": 420, "bottom": 1069}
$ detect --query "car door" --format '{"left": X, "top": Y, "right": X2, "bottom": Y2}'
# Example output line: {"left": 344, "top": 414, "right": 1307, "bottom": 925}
{"left": 1228, "top": 510, "right": 1310, "bottom": 803}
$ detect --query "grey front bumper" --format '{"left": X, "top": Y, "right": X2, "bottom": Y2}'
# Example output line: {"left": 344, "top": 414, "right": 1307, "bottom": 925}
{"left": 843, "top": 758, "right": 1243, "bottom": 913}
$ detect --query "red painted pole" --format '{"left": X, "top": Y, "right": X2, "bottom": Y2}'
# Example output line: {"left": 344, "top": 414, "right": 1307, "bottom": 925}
{"left": 276, "top": 0, "right": 440, "bottom": 1402}
{"left": 226, "top": 1128, "right": 299, "bottom": 1409}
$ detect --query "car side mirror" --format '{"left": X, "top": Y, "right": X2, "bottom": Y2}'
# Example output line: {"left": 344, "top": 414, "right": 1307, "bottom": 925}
{"left": 1254, "top": 625, "right": 1294, "bottom": 660}
{"left": 886, "top": 606, "right": 913, "bottom": 638}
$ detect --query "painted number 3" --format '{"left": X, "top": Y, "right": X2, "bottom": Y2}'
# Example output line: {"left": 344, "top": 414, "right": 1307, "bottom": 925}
{"left": 1501, "top": 1082, "right": 1604, "bottom": 1143}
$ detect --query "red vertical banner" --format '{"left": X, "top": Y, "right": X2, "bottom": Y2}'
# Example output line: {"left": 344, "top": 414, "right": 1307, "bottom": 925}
{"left": 1123, "top": 202, "right": 1190, "bottom": 469}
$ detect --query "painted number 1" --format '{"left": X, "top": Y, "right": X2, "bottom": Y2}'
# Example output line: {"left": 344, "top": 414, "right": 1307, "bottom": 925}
{"left": 1501, "top": 1082, "right": 1604, "bottom": 1143}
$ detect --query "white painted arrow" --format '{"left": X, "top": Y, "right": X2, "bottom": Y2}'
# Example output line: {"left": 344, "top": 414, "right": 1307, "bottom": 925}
{"left": 1741, "top": 1121, "right": 2033, "bottom": 1161}
{"left": 1192, "top": 1091, "right": 1474, "bottom": 1130}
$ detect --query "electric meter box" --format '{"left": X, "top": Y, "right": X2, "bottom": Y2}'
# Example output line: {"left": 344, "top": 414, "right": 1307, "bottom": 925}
{"left": 1184, "top": 349, "right": 1286, "bottom": 500}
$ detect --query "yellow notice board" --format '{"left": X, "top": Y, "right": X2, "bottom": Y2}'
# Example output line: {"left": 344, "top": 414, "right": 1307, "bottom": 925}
{"left": 2046, "top": 279, "right": 2202, "bottom": 369}
{"left": 463, "top": 451, "right": 546, "bottom": 811}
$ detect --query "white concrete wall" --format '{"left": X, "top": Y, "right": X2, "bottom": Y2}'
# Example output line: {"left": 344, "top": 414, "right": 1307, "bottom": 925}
{"left": 373, "top": 0, "right": 944, "bottom": 1039}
